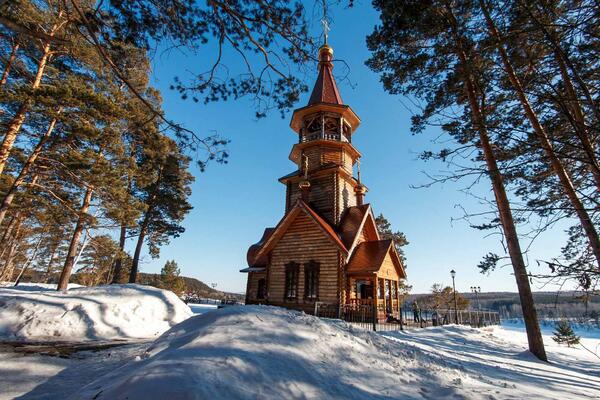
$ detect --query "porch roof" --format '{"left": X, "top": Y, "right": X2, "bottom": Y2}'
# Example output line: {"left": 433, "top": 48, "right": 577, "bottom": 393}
{"left": 346, "top": 239, "right": 406, "bottom": 280}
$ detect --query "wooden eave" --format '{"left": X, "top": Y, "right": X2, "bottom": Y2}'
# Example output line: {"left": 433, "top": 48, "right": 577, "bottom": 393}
{"left": 278, "top": 164, "right": 364, "bottom": 186}
{"left": 388, "top": 242, "right": 407, "bottom": 279}
{"left": 251, "top": 200, "right": 348, "bottom": 264}
{"left": 290, "top": 103, "right": 361, "bottom": 133}
{"left": 288, "top": 140, "right": 361, "bottom": 164}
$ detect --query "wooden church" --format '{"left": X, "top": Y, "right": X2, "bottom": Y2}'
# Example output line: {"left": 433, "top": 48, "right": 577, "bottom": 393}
{"left": 241, "top": 41, "right": 406, "bottom": 319}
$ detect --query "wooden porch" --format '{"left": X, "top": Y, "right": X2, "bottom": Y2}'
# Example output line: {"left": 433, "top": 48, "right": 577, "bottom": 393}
{"left": 346, "top": 274, "right": 402, "bottom": 321}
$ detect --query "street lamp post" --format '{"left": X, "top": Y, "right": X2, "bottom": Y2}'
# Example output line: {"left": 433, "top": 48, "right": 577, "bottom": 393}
{"left": 450, "top": 269, "right": 458, "bottom": 324}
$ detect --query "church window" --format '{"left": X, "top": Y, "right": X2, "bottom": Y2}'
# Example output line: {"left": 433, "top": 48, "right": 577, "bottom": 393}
{"left": 284, "top": 262, "right": 300, "bottom": 300}
{"left": 304, "top": 261, "right": 320, "bottom": 300}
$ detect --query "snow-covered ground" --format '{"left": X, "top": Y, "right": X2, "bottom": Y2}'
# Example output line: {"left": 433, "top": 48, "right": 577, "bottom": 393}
{"left": 77, "top": 306, "right": 599, "bottom": 400}
{"left": 187, "top": 302, "right": 219, "bottom": 315}
{"left": 1, "top": 304, "right": 599, "bottom": 399}
{"left": 0, "top": 284, "right": 192, "bottom": 342}
{"left": 0, "top": 282, "right": 83, "bottom": 291}
{"left": 502, "top": 317, "right": 600, "bottom": 340}
{"left": 0, "top": 342, "right": 148, "bottom": 400}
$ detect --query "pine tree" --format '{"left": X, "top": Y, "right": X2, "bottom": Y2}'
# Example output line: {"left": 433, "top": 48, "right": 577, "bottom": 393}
{"left": 553, "top": 319, "right": 580, "bottom": 347}
{"left": 375, "top": 213, "right": 409, "bottom": 268}
{"left": 159, "top": 260, "right": 186, "bottom": 296}
{"left": 129, "top": 136, "right": 194, "bottom": 283}
{"left": 366, "top": 0, "right": 548, "bottom": 361}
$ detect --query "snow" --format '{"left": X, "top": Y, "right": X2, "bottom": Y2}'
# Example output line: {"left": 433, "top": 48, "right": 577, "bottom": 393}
{"left": 0, "top": 282, "right": 83, "bottom": 291}
{"left": 0, "top": 284, "right": 192, "bottom": 342}
{"left": 1, "top": 303, "right": 599, "bottom": 399}
{"left": 0, "top": 343, "right": 148, "bottom": 400}
{"left": 74, "top": 305, "right": 600, "bottom": 400}
{"left": 187, "top": 303, "right": 219, "bottom": 315}
{"left": 502, "top": 317, "right": 600, "bottom": 340}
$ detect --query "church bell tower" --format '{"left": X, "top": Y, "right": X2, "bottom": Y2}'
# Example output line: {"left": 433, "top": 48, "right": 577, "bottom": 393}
{"left": 280, "top": 43, "right": 367, "bottom": 225}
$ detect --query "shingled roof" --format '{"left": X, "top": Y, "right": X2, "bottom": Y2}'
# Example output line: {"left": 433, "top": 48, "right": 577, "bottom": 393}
{"left": 307, "top": 45, "right": 343, "bottom": 106}
{"left": 346, "top": 240, "right": 394, "bottom": 274}
{"left": 338, "top": 204, "right": 371, "bottom": 249}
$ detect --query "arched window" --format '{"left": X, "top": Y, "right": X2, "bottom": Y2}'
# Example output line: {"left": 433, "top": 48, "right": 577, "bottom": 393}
{"left": 304, "top": 261, "right": 320, "bottom": 300}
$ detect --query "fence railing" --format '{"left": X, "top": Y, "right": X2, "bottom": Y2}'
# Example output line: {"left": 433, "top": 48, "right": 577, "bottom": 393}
{"left": 314, "top": 302, "right": 501, "bottom": 332}
{"left": 402, "top": 308, "right": 501, "bottom": 328}
{"left": 314, "top": 302, "right": 404, "bottom": 332}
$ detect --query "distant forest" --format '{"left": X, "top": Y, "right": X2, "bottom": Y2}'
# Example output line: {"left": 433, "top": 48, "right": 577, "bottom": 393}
{"left": 409, "top": 291, "right": 598, "bottom": 318}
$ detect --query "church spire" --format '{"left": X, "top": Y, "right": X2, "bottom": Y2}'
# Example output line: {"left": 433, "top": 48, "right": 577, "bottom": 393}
{"left": 307, "top": 19, "right": 342, "bottom": 106}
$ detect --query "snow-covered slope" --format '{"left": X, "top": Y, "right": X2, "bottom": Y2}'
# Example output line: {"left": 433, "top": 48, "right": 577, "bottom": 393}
{"left": 76, "top": 305, "right": 600, "bottom": 400}
{"left": 1, "top": 282, "right": 83, "bottom": 291}
{"left": 0, "top": 284, "right": 192, "bottom": 342}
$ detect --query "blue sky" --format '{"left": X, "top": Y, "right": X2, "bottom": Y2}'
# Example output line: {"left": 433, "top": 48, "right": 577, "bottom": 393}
{"left": 138, "top": 1, "right": 568, "bottom": 294}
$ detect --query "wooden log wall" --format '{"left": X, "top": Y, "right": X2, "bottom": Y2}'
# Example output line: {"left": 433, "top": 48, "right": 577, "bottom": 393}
{"left": 245, "top": 271, "right": 266, "bottom": 302}
{"left": 269, "top": 213, "right": 341, "bottom": 307}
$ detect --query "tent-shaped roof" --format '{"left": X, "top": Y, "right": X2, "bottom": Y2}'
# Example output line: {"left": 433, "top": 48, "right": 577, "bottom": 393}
{"left": 308, "top": 45, "right": 343, "bottom": 106}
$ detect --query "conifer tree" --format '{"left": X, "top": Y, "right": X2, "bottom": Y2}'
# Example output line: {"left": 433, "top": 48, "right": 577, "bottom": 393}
{"left": 375, "top": 213, "right": 409, "bottom": 267}
{"left": 129, "top": 136, "right": 193, "bottom": 283}
{"left": 366, "top": 0, "right": 547, "bottom": 361}
{"left": 553, "top": 319, "right": 580, "bottom": 347}
{"left": 159, "top": 260, "right": 186, "bottom": 296}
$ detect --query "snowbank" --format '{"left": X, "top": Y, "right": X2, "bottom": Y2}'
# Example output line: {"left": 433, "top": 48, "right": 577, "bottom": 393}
{"left": 187, "top": 303, "right": 218, "bottom": 315}
{"left": 0, "top": 284, "right": 192, "bottom": 342}
{"left": 75, "top": 305, "right": 600, "bottom": 400}
{"left": 0, "top": 282, "right": 83, "bottom": 291}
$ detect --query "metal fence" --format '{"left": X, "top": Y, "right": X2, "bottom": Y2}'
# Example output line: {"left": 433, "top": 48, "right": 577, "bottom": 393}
{"left": 402, "top": 308, "right": 501, "bottom": 328}
{"left": 314, "top": 302, "right": 500, "bottom": 332}
{"left": 314, "top": 302, "right": 404, "bottom": 332}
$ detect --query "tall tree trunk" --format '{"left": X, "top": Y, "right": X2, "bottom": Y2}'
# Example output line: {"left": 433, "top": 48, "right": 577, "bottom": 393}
{"left": 480, "top": 0, "right": 600, "bottom": 271}
{"left": 14, "top": 234, "right": 43, "bottom": 285}
{"left": 57, "top": 186, "right": 93, "bottom": 291}
{"left": 112, "top": 175, "right": 132, "bottom": 284}
{"left": 1, "top": 41, "right": 19, "bottom": 86}
{"left": 129, "top": 165, "right": 164, "bottom": 284}
{"left": 0, "top": 15, "right": 63, "bottom": 176}
{"left": 445, "top": 1, "right": 547, "bottom": 361}
{"left": 0, "top": 221, "right": 23, "bottom": 281}
{"left": 0, "top": 214, "right": 18, "bottom": 255}
{"left": 0, "top": 212, "right": 23, "bottom": 262}
{"left": 0, "top": 116, "right": 58, "bottom": 225}
{"left": 112, "top": 223, "right": 127, "bottom": 284}
{"left": 129, "top": 223, "right": 148, "bottom": 284}
{"left": 44, "top": 243, "right": 58, "bottom": 283}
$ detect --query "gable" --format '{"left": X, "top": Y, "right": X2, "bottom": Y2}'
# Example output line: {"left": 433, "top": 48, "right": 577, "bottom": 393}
{"left": 378, "top": 251, "right": 402, "bottom": 280}
{"left": 272, "top": 213, "right": 337, "bottom": 253}
{"left": 345, "top": 239, "right": 406, "bottom": 279}
{"left": 250, "top": 200, "right": 347, "bottom": 265}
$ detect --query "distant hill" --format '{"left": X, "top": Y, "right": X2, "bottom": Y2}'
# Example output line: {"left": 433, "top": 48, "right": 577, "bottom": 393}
{"left": 137, "top": 273, "right": 244, "bottom": 301}
{"left": 407, "top": 291, "right": 598, "bottom": 318}
{"left": 12, "top": 269, "right": 244, "bottom": 301}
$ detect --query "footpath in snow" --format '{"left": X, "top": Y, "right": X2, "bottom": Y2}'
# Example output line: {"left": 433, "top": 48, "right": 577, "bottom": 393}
{"left": 74, "top": 305, "right": 600, "bottom": 400}
{"left": 0, "top": 284, "right": 192, "bottom": 342}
